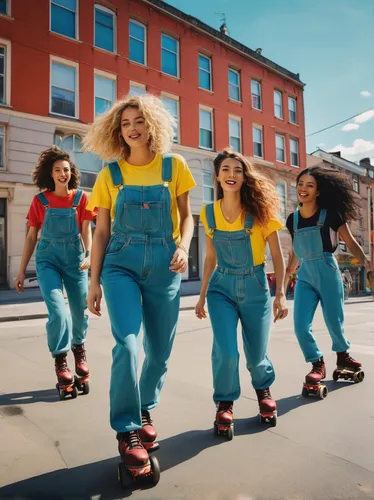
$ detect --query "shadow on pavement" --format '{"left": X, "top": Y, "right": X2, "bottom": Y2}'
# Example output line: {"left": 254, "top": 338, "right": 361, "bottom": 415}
{"left": 0, "top": 389, "right": 59, "bottom": 409}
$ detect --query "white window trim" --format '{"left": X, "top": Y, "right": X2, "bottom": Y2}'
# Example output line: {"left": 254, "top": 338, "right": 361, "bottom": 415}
{"left": 251, "top": 79, "right": 262, "bottom": 111}
{"left": 94, "top": 69, "right": 116, "bottom": 117}
{"left": 228, "top": 68, "right": 241, "bottom": 102}
{"left": 290, "top": 181, "right": 298, "bottom": 208}
{"left": 276, "top": 181, "right": 287, "bottom": 221}
{"left": 288, "top": 96, "right": 297, "bottom": 124}
{"left": 129, "top": 19, "right": 147, "bottom": 66}
{"left": 0, "top": 125, "right": 5, "bottom": 169}
{"left": 274, "top": 90, "right": 283, "bottom": 120}
{"left": 0, "top": 38, "right": 11, "bottom": 106}
{"left": 0, "top": 0, "right": 11, "bottom": 16}
{"left": 253, "top": 125, "right": 263, "bottom": 159}
{"left": 290, "top": 137, "right": 299, "bottom": 168}
{"left": 229, "top": 115, "right": 241, "bottom": 153}
{"left": 161, "top": 33, "right": 180, "bottom": 79}
{"left": 50, "top": 0, "right": 79, "bottom": 40}
{"left": 202, "top": 164, "right": 215, "bottom": 203}
{"left": 94, "top": 4, "right": 116, "bottom": 54}
{"left": 275, "top": 133, "right": 286, "bottom": 163}
{"left": 199, "top": 105, "right": 214, "bottom": 151}
{"left": 129, "top": 81, "right": 146, "bottom": 94}
{"left": 161, "top": 92, "right": 180, "bottom": 144}
{"left": 198, "top": 53, "right": 212, "bottom": 92}
{"left": 50, "top": 55, "right": 79, "bottom": 119}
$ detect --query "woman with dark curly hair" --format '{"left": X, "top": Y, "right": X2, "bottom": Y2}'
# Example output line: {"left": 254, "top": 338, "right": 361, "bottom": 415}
{"left": 14, "top": 145, "right": 95, "bottom": 399}
{"left": 195, "top": 149, "right": 288, "bottom": 436}
{"left": 284, "top": 166, "right": 372, "bottom": 396}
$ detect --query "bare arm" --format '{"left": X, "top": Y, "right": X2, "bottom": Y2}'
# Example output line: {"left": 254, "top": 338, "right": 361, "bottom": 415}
{"left": 170, "top": 191, "right": 194, "bottom": 273}
{"left": 338, "top": 223, "right": 371, "bottom": 271}
{"left": 284, "top": 250, "right": 299, "bottom": 290}
{"left": 195, "top": 235, "right": 217, "bottom": 319}
{"left": 79, "top": 219, "right": 93, "bottom": 270}
{"left": 267, "top": 231, "right": 288, "bottom": 322}
{"left": 14, "top": 226, "right": 39, "bottom": 293}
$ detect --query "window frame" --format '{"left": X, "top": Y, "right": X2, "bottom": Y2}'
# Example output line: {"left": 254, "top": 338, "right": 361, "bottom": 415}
{"left": 161, "top": 33, "right": 179, "bottom": 78}
{"left": 290, "top": 182, "right": 298, "bottom": 210}
{"left": 0, "top": 0, "right": 10, "bottom": 16}
{"left": 161, "top": 93, "right": 180, "bottom": 144}
{"left": 0, "top": 125, "right": 5, "bottom": 169}
{"left": 352, "top": 174, "right": 359, "bottom": 193}
{"left": 129, "top": 81, "right": 146, "bottom": 97}
{"left": 0, "top": 38, "right": 11, "bottom": 106}
{"left": 290, "top": 137, "right": 299, "bottom": 167}
{"left": 198, "top": 53, "right": 212, "bottom": 92}
{"left": 202, "top": 159, "right": 215, "bottom": 203}
{"left": 129, "top": 18, "right": 147, "bottom": 66}
{"left": 199, "top": 106, "right": 214, "bottom": 151}
{"left": 276, "top": 182, "right": 287, "bottom": 221}
{"left": 94, "top": 4, "right": 116, "bottom": 54}
{"left": 253, "top": 125, "right": 263, "bottom": 159}
{"left": 94, "top": 69, "right": 116, "bottom": 117}
{"left": 50, "top": 56, "right": 79, "bottom": 119}
{"left": 274, "top": 90, "right": 283, "bottom": 119}
{"left": 229, "top": 116, "right": 241, "bottom": 153}
{"left": 228, "top": 68, "right": 241, "bottom": 102}
{"left": 275, "top": 133, "right": 286, "bottom": 163}
{"left": 251, "top": 79, "right": 262, "bottom": 110}
{"left": 50, "top": 0, "right": 78, "bottom": 40}
{"left": 288, "top": 96, "right": 297, "bottom": 124}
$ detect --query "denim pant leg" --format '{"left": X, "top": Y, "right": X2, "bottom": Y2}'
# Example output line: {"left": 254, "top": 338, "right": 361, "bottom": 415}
{"left": 63, "top": 264, "right": 88, "bottom": 347}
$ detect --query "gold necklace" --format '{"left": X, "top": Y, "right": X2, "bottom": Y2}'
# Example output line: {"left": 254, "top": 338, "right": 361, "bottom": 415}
{"left": 220, "top": 200, "right": 243, "bottom": 222}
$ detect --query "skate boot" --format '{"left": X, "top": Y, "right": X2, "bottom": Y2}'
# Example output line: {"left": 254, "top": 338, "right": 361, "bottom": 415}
{"left": 54, "top": 353, "right": 77, "bottom": 400}
{"left": 72, "top": 344, "right": 90, "bottom": 395}
{"left": 117, "top": 431, "right": 160, "bottom": 489}
{"left": 214, "top": 401, "right": 234, "bottom": 440}
{"left": 333, "top": 351, "right": 364, "bottom": 383}
{"left": 256, "top": 388, "right": 277, "bottom": 426}
{"left": 302, "top": 357, "right": 328, "bottom": 399}
{"left": 138, "top": 410, "right": 159, "bottom": 452}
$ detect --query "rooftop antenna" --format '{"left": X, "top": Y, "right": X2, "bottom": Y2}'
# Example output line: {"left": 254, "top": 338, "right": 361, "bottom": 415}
{"left": 215, "top": 12, "right": 228, "bottom": 35}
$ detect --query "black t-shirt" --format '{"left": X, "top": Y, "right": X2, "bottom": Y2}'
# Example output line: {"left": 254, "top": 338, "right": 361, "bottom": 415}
{"left": 286, "top": 209, "right": 345, "bottom": 253}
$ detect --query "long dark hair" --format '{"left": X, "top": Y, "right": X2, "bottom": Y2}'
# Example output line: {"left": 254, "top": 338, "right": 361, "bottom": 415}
{"left": 297, "top": 166, "right": 361, "bottom": 221}
{"left": 32, "top": 145, "right": 80, "bottom": 191}
{"left": 213, "top": 148, "right": 279, "bottom": 225}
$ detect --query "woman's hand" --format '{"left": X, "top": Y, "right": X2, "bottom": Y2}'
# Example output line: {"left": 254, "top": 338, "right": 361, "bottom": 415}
{"left": 195, "top": 296, "right": 208, "bottom": 319}
{"left": 87, "top": 282, "right": 102, "bottom": 317}
{"left": 79, "top": 256, "right": 91, "bottom": 271}
{"left": 273, "top": 291, "right": 288, "bottom": 323}
{"left": 169, "top": 247, "right": 188, "bottom": 274}
{"left": 14, "top": 273, "right": 26, "bottom": 293}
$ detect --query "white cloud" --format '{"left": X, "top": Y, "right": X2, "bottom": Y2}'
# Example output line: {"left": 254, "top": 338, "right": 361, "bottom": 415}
{"left": 354, "top": 109, "right": 374, "bottom": 124}
{"left": 360, "top": 90, "right": 372, "bottom": 97}
{"left": 332, "top": 138, "right": 374, "bottom": 162}
{"left": 341, "top": 123, "right": 360, "bottom": 132}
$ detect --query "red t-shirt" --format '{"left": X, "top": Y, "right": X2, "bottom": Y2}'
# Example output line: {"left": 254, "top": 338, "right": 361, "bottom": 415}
{"left": 27, "top": 190, "right": 96, "bottom": 231}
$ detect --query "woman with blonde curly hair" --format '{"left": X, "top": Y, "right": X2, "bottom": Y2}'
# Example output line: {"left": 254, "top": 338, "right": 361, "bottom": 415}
{"left": 195, "top": 149, "right": 288, "bottom": 437}
{"left": 84, "top": 94, "right": 196, "bottom": 473}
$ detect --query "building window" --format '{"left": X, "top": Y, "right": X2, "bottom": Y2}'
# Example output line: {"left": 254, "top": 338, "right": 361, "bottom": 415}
{"left": 161, "top": 34, "right": 179, "bottom": 78}
{"left": 228, "top": 68, "right": 240, "bottom": 101}
{"left": 129, "top": 84, "right": 146, "bottom": 96}
{"left": 94, "top": 73, "right": 115, "bottom": 116}
{"left": 203, "top": 159, "right": 215, "bottom": 202}
{"left": 251, "top": 80, "right": 261, "bottom": 110}
{"left": 276, "top": 134, "right": 285, "bottom": 163}
{"left": 199, "top": 108, "right": 213, "bottom": 150}
{"left": 290, "top": 138, "right": 299, "bottom": 167}
{"left": 0, "top": 0, "right": 9, "bottom": 15}
{"left": 253, "top": 126, "right": 263, "bottom": 158}
{"left": 199, "top": 54, "right": 212, "bottom": 91}
{"left": 188, "top": 215, "right": 200, "bottom": 280}
{"left": 276, "top": 183, "right": 286, "bottom": 221}
{"left": 274, "top": 90, "right": 283, "bottom": 119}
{"left": 129, "top": 20, "right": 146, "bottom": 65}
{"left": 94, "top": 5, "right": 115, "bottom": 53}
{"left": 290, "top": 183, "right": 298, "bottom": 210}
{"left": 51, "top": 0, "right": 77, "bottom": 39}
{"left": 229, "top": 117, "right": 241, "bottom": 152}
{"left": 161, "top": 96, "right": 179, "bottom": 143}
{"left": 288, "top": 97, "right": 297, "bottom": 124}
{"left": 0, "top": 46, "right": 5, "bottom": 104}
{"left": 0, "top": 125, "right": 4, "bottom": 168}
{"left": 51, "top": 60, "right": 77, "bottom": 118}
{"left": 352, "top": 174, "right": 359, "bottom": 193}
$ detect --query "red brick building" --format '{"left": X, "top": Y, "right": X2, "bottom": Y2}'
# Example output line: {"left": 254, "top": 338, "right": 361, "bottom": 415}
{"left": 0, "top": 0, "right": 306, "bottom": 291}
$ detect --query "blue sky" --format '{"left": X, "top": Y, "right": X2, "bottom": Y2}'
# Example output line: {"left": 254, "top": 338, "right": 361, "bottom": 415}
{"left": 167, "top": 0, "right": 374, "bottom": 164}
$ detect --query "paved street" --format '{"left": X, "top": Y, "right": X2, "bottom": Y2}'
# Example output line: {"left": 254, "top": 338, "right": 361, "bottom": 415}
{"left": 0, "top": 297, "right": 373, "bottom": 500}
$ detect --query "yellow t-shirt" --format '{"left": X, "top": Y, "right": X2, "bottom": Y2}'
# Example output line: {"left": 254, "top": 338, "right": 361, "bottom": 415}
{"left": 87, "top": 153, "right": 196, "bottom": 241}
{"left": 200, "top": 200, "right": 283, "bottom": 266}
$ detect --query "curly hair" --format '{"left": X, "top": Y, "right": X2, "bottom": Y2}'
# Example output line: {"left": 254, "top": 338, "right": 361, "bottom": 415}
{"left": 32, "top": 145, "right": 80, "bottom": 191}
{"left": 83, "top": 94, "right": 175, "bottom": 160}
{"left": 297, "top": 166, "right": 361, "bottom": 221}
{"left": 214, "top": 148, "right": 280, "bottom": 225}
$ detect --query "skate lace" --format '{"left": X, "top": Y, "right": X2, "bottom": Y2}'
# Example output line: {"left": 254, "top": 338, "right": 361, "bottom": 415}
{"left": 218, "top": 402, "right": 233, "bottom": 414}
{"left": 55, "top": 356, "right": 69, "bottom": 373}
{"left": 125, "top": 431, "right": 144, "bottom": 450}
{"left": 342, "top": 353, "right": 355, "bottom": 363}
{"left": 256, "top": 388, "right": 271, "bottom": 400}
{"left": 73, "top": 346, "right": 86, "bottom": 363}
{"left": 311, "top": 360, "right": 324, "bottom": 375}
{"left": 141, "top": 410, "right": 153, "bottom": 426}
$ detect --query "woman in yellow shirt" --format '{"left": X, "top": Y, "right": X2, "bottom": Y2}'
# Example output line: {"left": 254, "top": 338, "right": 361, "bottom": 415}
{"left": 195, "top": 148, "right": 287, "bottom": 439}
{"left": 84, "top": 94, "right": 196, "bottom": 485}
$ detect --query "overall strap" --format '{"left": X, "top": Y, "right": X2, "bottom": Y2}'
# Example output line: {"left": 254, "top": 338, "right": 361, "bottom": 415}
{"left": 72, "top": 189, "right": 83, "bottom": 207}
{"left": 205, "top": 203, "right": 216, "bottom": 231}
{"left": 293, "top": 210, "right": 299, "bottom": 232}
{"left": 162, "top": 154, "right": 173, "bottom": 183}
{"left": 37, "top": 192, "right": 50, "bottom": 208}
{"left": 317, "top": 208, "right": 327, "bottom": 226}
{"left": 244, "top": 212, "right": 254, "bottom": 232}
{"left": 108, "top": 161, "right": 123, "bottom": 187}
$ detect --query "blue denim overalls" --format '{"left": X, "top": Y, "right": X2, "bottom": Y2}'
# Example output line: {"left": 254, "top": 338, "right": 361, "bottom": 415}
{"left": 205, "top": 203, "right": 275, "bottom": 402}
{"left": 293, "top": 209, "right": 349, "bottom": 362}
{"left": 36, "top": 189, "right": 89, "bottom": 357}
{"left": 101, "top": 155, "right": 181, "bottom": 433}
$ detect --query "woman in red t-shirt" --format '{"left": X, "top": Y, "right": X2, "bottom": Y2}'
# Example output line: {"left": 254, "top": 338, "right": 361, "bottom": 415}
{"left": 14, "top": 146, "right": 95, "bottom": 399}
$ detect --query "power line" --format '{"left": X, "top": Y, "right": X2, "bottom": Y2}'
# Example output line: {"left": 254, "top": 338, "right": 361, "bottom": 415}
{"left": 306, "top": 109, "right": 373, "bottom": 137}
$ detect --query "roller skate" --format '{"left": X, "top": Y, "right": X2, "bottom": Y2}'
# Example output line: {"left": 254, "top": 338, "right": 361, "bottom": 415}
{"left": 213, "top": 401, "right": 234, "bottom": 440}
{"left": 333, "top": 351, "right": 364, "bottom": 383}
{"left": 139, "top": 410, "right": 159, "bottom": 452}
{"left": 302, "top": 357, "right": 328, "bottom": 399}
{"left": 54, "top": 353, "right": 77, "bottom": 400}
{"left": 117, "top": 431, "right": 160, "bottom": 489}
{"left": 72, "top": 344, "right": 90, "bottom": 395}
{"left": 256, "top": 388, "right": 277, "bottom": 426}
